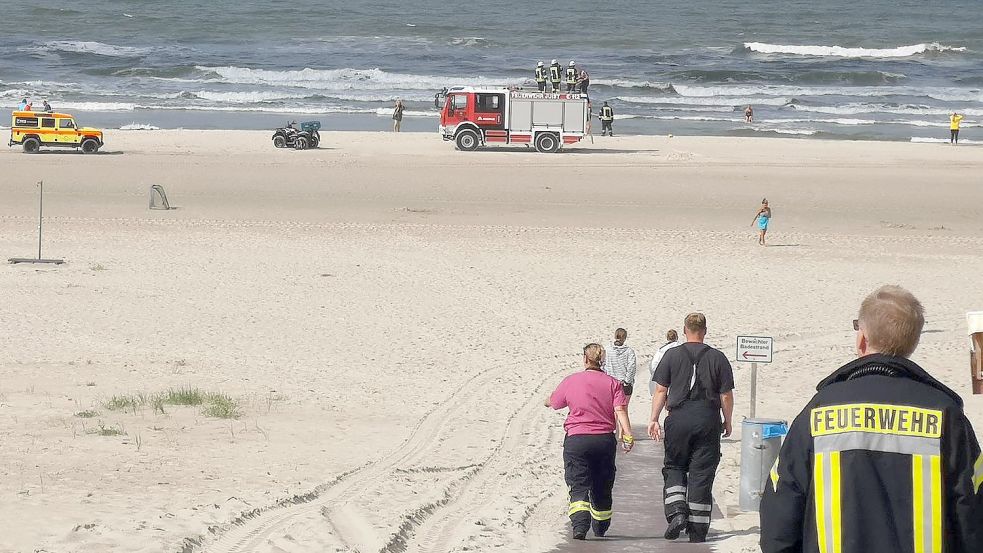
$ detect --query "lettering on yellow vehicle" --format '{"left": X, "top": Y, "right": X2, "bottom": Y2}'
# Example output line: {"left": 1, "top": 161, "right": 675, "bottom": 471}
{"left": 9, "top": 110, "right": 104, "bottom": 153}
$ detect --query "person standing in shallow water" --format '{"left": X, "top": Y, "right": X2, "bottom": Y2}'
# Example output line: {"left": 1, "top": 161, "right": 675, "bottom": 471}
{"left": 392, "top": 99, "right": 405, "bottom": 132}
{"left": 547, "top": 343, "right": 634, "bottom": 541}
{"left": 752, "top": 198, "right": 772, "bottom": 246}
{"left": 745, "top": 105, "right": 754, "bottom": 123}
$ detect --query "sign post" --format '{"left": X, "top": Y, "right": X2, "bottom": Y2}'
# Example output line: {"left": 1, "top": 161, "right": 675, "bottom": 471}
{"left": 736, "top": 336, "right": 774, "bottom": 418}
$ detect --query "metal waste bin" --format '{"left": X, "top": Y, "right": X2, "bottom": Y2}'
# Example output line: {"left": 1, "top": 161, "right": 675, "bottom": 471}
{"left": 739, "top": 418, "right": 788, "bottom": 511}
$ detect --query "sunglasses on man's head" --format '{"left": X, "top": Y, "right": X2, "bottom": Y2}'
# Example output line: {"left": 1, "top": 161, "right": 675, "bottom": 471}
{"left": 853, "top": 319, "right": 860, "bottom": 331}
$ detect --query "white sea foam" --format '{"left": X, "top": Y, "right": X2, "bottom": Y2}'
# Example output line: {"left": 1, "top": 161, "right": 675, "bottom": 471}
{"left": 744, "top": 42, "right": 967, "bottom": 58}
{"left": 36, "top": 41, "right": 151, "bottom": 57}
{"left": 789, "top": 103, "right": 983, "bottom": 117}
{"left": 671, "top": 84, "right": 982, "bottom": 102}
{"left": 119, "top": 123, "right": 160, "bottom": 130}
{"left": 910, "top": 137, "right": 982, "bottom": 144}
{"left": 617, "top": 95, "right": 792, "bottom": 107}
{"left": 195, "top": 66, "right": 519, "bottom": 91}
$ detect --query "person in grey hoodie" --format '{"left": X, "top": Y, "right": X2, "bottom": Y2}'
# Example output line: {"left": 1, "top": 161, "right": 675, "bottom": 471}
{"left": 603, "top": 328, "right": 638, "bottom": 401}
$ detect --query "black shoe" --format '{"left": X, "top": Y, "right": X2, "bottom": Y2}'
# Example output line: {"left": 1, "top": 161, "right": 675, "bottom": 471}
{"left": 573, "top": 530, "right": 588, "bottom": 540}
{"left": 592, "top": 519, "right": 610, "bottom": 537}
{"left": 664, "top": 514, "right": 686, "bottom": 540}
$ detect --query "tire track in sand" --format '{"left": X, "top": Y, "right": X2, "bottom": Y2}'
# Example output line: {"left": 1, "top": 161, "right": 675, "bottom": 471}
{"left": 185, "top": 355, "right": 559, "bottom": 553}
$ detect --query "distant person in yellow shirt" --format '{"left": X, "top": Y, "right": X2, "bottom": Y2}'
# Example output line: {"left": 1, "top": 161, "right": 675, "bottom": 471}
{"left": 950, "top": 112, "right": 964, "bottom": 144}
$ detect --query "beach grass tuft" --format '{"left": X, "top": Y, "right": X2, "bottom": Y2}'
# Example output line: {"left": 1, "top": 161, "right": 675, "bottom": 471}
{"left": 104, "top": 394, "right": 141, "bottom": 413}
{"left": 74, "top": 410, "right": 98, "bottom": 418}
{"left": 202, "top": 393, "right": 240, "bottom": 419}
{"left": 90, "top": 423, "right": 125, "bottom": 437}
{"left": 161, "top": 387, "right": 206, "bottom": 406}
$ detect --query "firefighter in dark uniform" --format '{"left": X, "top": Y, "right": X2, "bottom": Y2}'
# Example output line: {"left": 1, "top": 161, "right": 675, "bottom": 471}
{"left": 599, "top": 101, "right": 615, "bottom": 136}
{"left": 566, "top": 61, "right": 578, "bottom": 92}
{"left": 549, "top": 59, "right": 562, "bottom": 93}
{"left": 649, "top": 312, "right": 735, "bottom": 543}
{"left": 534, "top": 61, "right": 547, "bottom": 92}
{"left": 761, "top": 285, "right": 983, "bottom": 553}
{"left": 547, "top": 343, "right": 635, "bottom": 540}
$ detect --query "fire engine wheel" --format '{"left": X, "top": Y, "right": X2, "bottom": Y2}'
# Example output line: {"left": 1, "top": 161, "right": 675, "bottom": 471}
{"left": 535, "top": 133, "right": 560, "bottom": 153}
{"left": 81, "top": 139, "right": 100, "bottom": 154}
{"left": 294, "top": 137, "right": 308, "bottom": 150}
{"left": 273, "top": 135, "right": 286, "bottom": 148}
{"left": 455, "top": 129, "right": 480, "bottom": 151}
{"left": 22, "top": 138, "right": 41, "bottom": 154}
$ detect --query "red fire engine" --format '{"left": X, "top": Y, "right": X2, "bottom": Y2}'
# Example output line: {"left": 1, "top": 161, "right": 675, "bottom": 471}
{"left": 437, "top": 87, "right": 589, "bottom": 153}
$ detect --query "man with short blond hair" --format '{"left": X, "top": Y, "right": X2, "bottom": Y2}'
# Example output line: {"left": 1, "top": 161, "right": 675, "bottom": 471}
{"left": 761, "top": 285, "right": 983, "bottom": 553}
{"left": 649, "top": 312, "right": 735, "bottom": 542}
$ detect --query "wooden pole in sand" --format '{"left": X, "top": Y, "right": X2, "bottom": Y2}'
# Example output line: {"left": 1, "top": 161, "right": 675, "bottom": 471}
{"left": 37, "top": 180, "right": 44, "bottom": 260}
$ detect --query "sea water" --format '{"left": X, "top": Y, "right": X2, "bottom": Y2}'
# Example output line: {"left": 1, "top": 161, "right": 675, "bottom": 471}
{"left": 1, "top": 0, "right": 980, "bottom": 141}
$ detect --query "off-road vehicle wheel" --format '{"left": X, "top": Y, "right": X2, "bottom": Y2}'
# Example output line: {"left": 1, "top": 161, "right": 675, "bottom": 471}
{"left": 273, "top": 135, "right": 286, "bottom": 148}
{"left": 23, "top": 137, "right": 41, "bottom": 154}
{"left": 81, "top": 139, "right": 100, "bottom": 154}
{"left": 294, "top": 137, "right": 308, "bottom": 150}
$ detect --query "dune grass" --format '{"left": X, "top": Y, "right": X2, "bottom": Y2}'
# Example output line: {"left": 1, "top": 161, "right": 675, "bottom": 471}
{"left": 101, "top": 387, "right": 240, "bottom": 419}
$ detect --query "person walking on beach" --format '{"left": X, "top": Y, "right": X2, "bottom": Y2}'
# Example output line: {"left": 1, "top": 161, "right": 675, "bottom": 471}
{"left": 42, "top": 99, "right": 52, "bottom": 113}
{"left": 599, "top": 101, "right": 614, "bottom": 136}
{"left": 745, "top": 105, "right": 754, "bottom": 123}
{"left": 549, "top": 59, "right": 562, "bottom": 93}
{"left": 760, "top": 285, "right": 983, "bottom": 553}
{"left": 392, "top": 99, "right": 405, "bottom": 132}
{"left": 649, "top": 313, "right": 735, "bottom": 543}
{"left": 603, "top": 328, "right": 638, "bottom": 402}
{"left": 950, "top": 112, "right": 964, "bottom": 144}
{"left": 752, "top": 198, "right": 771, "bottom": 246}
{"left": 577, "top": 67, "right": 591, "bottom": 96}
{"left": 535, "top": 61, "right": 548, "bottom": 92}
{"left": 649, "top": 329, "right": 683, "bottom": 395}
{"left": 547, "top": 343, "right": 634, "bottom": 540}
{"left": 566, "top": 61, "right": 579, "bottom": 92}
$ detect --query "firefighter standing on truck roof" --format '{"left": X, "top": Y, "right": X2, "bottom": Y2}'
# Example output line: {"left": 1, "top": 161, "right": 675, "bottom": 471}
{"left": 760, "top": 285, "right": 983, "bottom": 553}
{"left": 649, "top": 312, "right": 736, "bottom": 543}
{"left": 534, "top": 61, "right": 547, "bottom": 92}
{"left": 547, "top": 343, "right": 634, "bottom": 540}
{"left": 566, "top": 61, "right": 579, "bottom": 92}
{"left": 599, "top": 101, "right": 614, "bottom": 136}
{"left": 549, "top": 59, "right": 562, "bottom": 93}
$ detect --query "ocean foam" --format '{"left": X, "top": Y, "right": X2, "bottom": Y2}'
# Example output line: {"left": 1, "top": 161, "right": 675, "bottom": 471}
{"left": 36, "top": 41, "right": 151, "bottom": 57}
{"left": 911, "top": 137, "right": 982, "bottom": 144}
{"left": 196, "top": 66, "right": 519, "bottom": 91}
{"left": 119, "top": 123, "right": 160, "bottom": 130}
{"left": 744, "top": 42, "right": 967, "bottom": 58}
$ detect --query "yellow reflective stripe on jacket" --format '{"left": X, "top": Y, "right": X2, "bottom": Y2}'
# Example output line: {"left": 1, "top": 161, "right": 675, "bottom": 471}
{"left": 568, "top": 500, "right": 590, "bottom": 516}
{"left": 770, "top": 456, "right": 780, "bottom": 491}
{"left": 912, "top": 454, "right": 942, "bottom": 553}
{"left": 590, "top": 506, "right": 613, "bottom": 521}
{"left": 814, "top": 452, "right": 842, "bottom": 553}
{"left": 973, "top": 453, "right": 983, "bottom": 493}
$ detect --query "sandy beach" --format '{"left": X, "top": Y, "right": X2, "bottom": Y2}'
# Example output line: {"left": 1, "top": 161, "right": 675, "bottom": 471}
{"left": 1, "top": 130, "right": 982, "bottom": 553}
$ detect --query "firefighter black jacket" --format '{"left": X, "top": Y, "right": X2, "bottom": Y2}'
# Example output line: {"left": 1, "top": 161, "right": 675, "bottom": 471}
{"left": 760, "top": 354, "right": 983, "bottom": 553}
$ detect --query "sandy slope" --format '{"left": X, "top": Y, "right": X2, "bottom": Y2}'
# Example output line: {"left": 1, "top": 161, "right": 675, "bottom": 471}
{"left": 0, "top": 130, "right": 981, "bottom": 553}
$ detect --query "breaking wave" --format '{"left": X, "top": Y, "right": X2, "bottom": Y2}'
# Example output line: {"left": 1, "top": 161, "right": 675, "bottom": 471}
{"left": 742, "top": 42, "right": 967, "bottom": 58}
{"left": 194, "top": 66, "right": 519, "bottom": 91}
{"left": 31, "top": 41, "right": 152, "bottom": 58}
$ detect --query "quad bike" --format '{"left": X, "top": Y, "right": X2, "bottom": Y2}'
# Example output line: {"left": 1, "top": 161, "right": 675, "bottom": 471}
{"left": 272, "top": 120, "right": 321, "bottom": 150}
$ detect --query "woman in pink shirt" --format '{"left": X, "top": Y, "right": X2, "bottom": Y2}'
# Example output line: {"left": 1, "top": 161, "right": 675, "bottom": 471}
{"left": 547, "top": 343, "right": 634, "bottom": 540}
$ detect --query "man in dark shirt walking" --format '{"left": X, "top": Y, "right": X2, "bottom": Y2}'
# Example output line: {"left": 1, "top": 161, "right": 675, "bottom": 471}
{"left": 649, "top": 312, "right": 735, "bottom": 543}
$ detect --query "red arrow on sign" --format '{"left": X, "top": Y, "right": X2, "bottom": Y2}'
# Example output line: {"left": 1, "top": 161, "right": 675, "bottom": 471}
{"left": 742, "top": 351, "right": 768, "bottom": 359}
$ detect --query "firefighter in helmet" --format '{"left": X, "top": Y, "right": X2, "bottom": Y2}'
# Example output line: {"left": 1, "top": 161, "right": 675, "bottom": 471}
{"left": 534, "top": 61, "right": 547, "bottom": 92}
{"left": 599, "top": 101, "right": 614, "bottom": 136}
{"left": 549, "top": 59, "right": 562, "bottom": 93}
{"left": 566, "top": 61, "right": 578, "bottom": 92}
{"left": 761, "top": 285, "right": 983, "bottom": 553}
